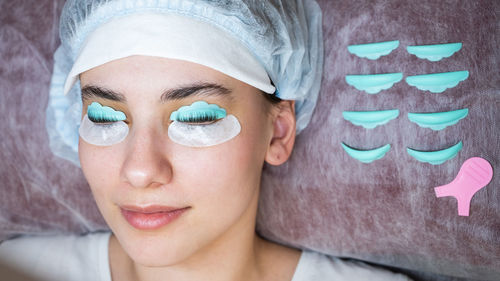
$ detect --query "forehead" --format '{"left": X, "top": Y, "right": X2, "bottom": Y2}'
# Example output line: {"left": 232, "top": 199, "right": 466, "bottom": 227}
{"left": 81, "top": 56, "right": 234, "bottom": 89}
{"left": 79, "top": 55, "right": 266, "bottom": 108}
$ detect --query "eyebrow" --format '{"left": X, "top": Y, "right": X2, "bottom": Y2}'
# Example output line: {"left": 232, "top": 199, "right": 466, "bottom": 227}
{"left": 81, "top": 85, "right": 126, "bottom": 102}
{"left": 160, "top": 83, "right": 232, "bottom": 102}
{"left": 81, "top": 83, "right": 232, "bottom": 103}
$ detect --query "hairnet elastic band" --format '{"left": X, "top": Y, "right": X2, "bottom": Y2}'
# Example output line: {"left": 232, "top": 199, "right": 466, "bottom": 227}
{"left": 63, "top": 12, "right": 276, "bottom": 95}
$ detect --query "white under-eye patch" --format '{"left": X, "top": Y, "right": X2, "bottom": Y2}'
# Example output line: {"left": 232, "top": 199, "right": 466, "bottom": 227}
{"left": 79, "top": 114, "right": 129, "bottom": 146}
{"left": 168, "top": 115, "right": 241, "bottom": 147}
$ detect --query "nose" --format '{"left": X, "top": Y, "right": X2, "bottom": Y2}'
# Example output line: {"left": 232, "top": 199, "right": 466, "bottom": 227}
{"left": 120, "top": 126, "right": 173, "bottom": 189}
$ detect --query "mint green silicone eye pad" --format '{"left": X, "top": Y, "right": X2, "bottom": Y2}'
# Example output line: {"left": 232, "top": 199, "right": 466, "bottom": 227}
{"left": 168, "top": 101, "right": 240, "bottom": 147}
{"left": 405, "top": 71, "right": 469, "bottom": 93}
{"left": 347, "top": 40, "right": 399, "bottom": 60}
{"left": 345, "top": 73, "right": 403, "bottom": 94}
{"left": 407, "top": 141, "right": 463, "bottom": 165}
{"left": 408, "top": 109, "right": 468, "bottom": 131}
{"left": 341, "top": 143, "right": 391, "bottom": 163}
{"left": 343, "top": 109, "right": 399, "bottom": 129}
{"left": 407, "top": 42, "right": 462, "bottom": 61}
{"left": 87, "top": 101, "right": 126, "bottom": 122}
{"left": 79, "top": 102, "right": 129, "bottom": 146}
{"left": 170, "top": 101, "right": 226, "bottom": 123}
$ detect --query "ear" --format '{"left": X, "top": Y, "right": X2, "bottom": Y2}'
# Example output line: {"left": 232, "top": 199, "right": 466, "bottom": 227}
{"left": 265, "top": 100, "right": 296, "bottom": 166}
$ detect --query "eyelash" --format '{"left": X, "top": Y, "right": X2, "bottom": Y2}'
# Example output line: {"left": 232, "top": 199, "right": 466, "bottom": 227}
{"left": 87, "top": 101, "right": 226, "bottom": 126}
{"left": 87, "top": 115, "right": 118, "bottom": 123}
{"left": 175, "top": 112, "right": 221, "bottom": 124}
{"left": 87, "top": 113, "right": 221, "bottom": 125}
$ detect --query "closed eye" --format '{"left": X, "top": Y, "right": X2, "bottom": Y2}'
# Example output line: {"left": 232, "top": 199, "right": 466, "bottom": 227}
{"left": 170, "top": 101, "right": 227, "bottom": 125}
{"left": 175, "top": 111, "right": 222, "bottom": 124}
{"left": 87, "top": 116, "right": 119, "bottom": 124}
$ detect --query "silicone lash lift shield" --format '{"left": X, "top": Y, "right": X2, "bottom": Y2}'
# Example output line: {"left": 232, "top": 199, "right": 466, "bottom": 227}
{"left": 407, "top": 42, "right": 462, "bottom": 61}
{"left": 408, "top": 109, "right": 468, "bottom": 130}
{"left": 170, "top": 101, "right": 226, "bottom": 122}
{"left": 341, "top": 143, "right": 391, "bottom": 163}
{"left": 87, "top": 102, "right": 126, "bottom": 122}
{"left": 405, "top": 71, "right": 469, "bottom": 93}
{"left": 343, "top": 109, "right": 399, "bottom": 129}
{"left": 407, "top": 141, "right": 463, "bottom": 165}
{"left": 348, "top": 40, "right": 399, "bottom": 60}
{"left": 345, "top": 73, "right": 403, "bottom": 94}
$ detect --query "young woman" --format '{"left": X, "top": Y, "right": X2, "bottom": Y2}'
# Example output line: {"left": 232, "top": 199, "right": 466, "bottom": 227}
{"left": 0, "top": 1, "right": 410, "bottom": 280}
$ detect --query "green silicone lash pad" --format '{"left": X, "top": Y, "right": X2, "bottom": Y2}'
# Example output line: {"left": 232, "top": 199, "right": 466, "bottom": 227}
{"left": 87, "top": 102, "right": 126, "bottom": 122}
{"left": 407, "top": 141, "right": 463, "bottom": 165}
{"left": 408, "top": 109, "right": 468, "bottom": 130}
{"left": 407, "top": 42, "right": 462, "bottom": 61}
{"left": 348, "top": 40, "right": 399, "bottom": 60}
{"left": 343, "top": 109, "right": 399, "bottom": 129}
{"left": 170, "top": 101, "right": 226, "bottom": 122}
{"left": 405, "top": 71, "right": 469, "bottom": 93}
{"left": 345, "top": 73, "right": 403, "bottom": 94}
{"left": 341, "top": 143, "right": 391, "bottom": 163}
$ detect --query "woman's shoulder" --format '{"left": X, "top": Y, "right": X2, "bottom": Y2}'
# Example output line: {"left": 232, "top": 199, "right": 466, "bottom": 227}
{"left": 0, "top": 231, "right": 112, "bottom": 281}
{"left": 292, "top": 251, "right": 412, "bottom": 281}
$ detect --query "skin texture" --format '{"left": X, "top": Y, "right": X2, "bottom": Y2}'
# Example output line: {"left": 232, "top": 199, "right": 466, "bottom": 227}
{"left": 79, "top": 56, "right": 299, "bottom": 281}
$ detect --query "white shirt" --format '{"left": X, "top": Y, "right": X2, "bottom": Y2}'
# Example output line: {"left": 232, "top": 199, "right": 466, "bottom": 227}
{"left": 0, "top": 232, "right": 411, "bottom": 281}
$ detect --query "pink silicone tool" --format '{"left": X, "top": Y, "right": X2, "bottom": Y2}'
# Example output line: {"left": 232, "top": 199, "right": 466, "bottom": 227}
{"left": 434, "top": 157, "right": 493, "bottom": 216}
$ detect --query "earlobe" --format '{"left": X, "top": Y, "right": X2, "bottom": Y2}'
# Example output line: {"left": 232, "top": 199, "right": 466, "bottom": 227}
{"left": 265, "top": 101, "right": 296, "bottom": 166}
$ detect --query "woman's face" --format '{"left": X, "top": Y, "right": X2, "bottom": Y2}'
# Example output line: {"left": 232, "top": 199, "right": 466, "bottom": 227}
{"left": 79, "top": 55, "right": 276, "bottom": 266}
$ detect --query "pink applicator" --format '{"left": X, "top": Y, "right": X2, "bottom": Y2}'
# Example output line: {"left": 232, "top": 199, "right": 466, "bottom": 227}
{"left": 434, "top": 157, "right": 493, "bottom": 216}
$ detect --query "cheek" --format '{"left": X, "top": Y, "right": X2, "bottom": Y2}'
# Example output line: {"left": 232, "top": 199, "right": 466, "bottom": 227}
{"left": 173, "top": 122, "right": 267, "bottom": 208}
{"left": 78, "top": 141, "right": 121, "bottom": 200}
{"left": 172, "top": 144, "right": 260, "bottom": 240}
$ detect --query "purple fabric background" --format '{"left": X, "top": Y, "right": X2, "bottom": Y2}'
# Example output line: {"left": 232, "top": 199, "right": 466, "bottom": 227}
{"left": 0, "top": 1, "right": 498, "bottom": 280}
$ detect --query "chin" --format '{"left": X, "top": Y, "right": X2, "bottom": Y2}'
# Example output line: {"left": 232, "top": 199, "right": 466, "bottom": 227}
{"left": 119, "top": 230, "right": 197, "bottom": 267}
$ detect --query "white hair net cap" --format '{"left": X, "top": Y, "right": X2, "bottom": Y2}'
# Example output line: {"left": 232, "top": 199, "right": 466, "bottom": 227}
{"left": 46, "top": 0, "right": 324, "bottom": 166}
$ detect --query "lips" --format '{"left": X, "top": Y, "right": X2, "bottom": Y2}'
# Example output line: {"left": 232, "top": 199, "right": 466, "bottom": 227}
{"left": 120, "top": 205, "right": 189, "bottom": 230}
